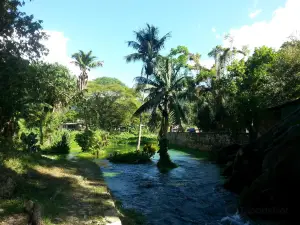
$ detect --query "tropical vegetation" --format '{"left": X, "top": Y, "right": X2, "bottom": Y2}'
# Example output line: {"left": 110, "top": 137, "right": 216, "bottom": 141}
{"left": 1, "top": 0, "right": 300, "bottom": 223}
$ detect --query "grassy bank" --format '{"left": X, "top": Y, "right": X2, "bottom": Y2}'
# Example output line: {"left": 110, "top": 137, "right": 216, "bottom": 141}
{"left": 168, "top": 144, "right": 211, "bottom": 160}
{"left": 0, "top": 150, "right": 145, "bottom": 225}
{"left": 69, "top": 132, "right": 157, "bottom": 161}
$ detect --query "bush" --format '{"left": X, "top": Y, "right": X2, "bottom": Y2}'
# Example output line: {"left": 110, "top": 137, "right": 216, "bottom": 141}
{"left": 49, "top": 133, "right": 70, "bottom": 154}
{"left": 108, "top": 144, "right": 156, "bottom": 164}
{"left": 75, "top": 130, "right": 94, "bottom": 152}
{"left": 20, "top": 132, "right": 40, "bottom": 153}
{"left": 108, "top": 151, "right": 152, "bottom": 164}
{"left": 75, "top": 130, "right": 109, "bottom": 152}
{"left": 142, "top": 144, "right": 157, "bottom": 158}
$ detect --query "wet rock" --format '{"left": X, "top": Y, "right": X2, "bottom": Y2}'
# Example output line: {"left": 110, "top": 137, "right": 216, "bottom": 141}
{"left": 104, "top": 209, "right": 121, "bottom": 225}
{"left": 214, "top": 144, "right": 241, "bottom": 165}
{"left": 222, "top": 161, "right": 233, "bottom": 177}
{"left": 226, "top": 122, "right": 300, "bottom": 220}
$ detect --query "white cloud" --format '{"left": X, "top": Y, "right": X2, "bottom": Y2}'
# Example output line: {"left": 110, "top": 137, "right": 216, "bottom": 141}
{"left": 224, "top": 0, "right": 300, "bottom": 51}
{"left": 211, "top": 27, "right": 217, "bottom": 33}
{"left": 249, "top": 9, "right": 262, "bottom": 19}
{"left": 41, "top": 30, "right": 102, "bottom": 79}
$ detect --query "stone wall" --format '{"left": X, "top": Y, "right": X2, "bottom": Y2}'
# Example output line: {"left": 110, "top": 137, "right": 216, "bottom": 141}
{"left": 167, "top": 132, "right": 248, "bottom": 151}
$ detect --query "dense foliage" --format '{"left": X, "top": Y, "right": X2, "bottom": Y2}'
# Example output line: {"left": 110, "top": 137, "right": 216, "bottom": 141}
{"left": 194, "top": 41, "right": 300, "bottom": 141}
{"left": 1, "top": 0, "right": 299, "bottom": 172}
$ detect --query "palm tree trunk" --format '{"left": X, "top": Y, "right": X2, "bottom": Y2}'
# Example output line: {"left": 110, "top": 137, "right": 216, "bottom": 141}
{"left": 157, "top": 105, "right": 176, "bottom": 170}
{"left": 136, "top": 90, "right": 146, "bottom": 151}
{"left": 136, "top": 115, "right": 142, "bottom": 151}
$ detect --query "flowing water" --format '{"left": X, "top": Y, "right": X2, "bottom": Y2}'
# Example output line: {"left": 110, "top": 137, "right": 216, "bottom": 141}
{"left": 100, "top": 149, "right": 257, "bottom": 225}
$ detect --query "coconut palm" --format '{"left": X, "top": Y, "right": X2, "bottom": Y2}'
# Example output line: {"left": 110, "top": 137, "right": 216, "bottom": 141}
{"left": 125, "top": 24, "right": 171, "bottom": 150}
{"left": 133, "top": 57, "right": 190, "bottom": 169}
{"left": 71, "top": 50, "right": 103, "bottom": 91}
{"left": 208, "top": 45, "right": 248, "bottom": 79}
{"left": 125, "top": 24, "right": 171, "bottom": 78}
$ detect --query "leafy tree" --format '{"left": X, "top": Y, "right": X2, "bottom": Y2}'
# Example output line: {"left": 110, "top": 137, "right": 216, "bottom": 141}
{"left": 71, "top": 50, "right": 103, "bottom": 91}
{"left": 0, "top": 0, "right": 47, "bottom": 139}
{"left": 23, "top": 63, "right": 77, "bottom": 144}
{"left": 133, "top": 57, "right": 190, "bottom": 169}
{"left": 75, "top": 80, "right": 140, "bottom": 131}
{"left": 125, "top": 24, "right": 171, "bottom": 150}
{"left": 0, "top": 0, "right": 48, "bottom": 59}
{"left": 93, "top": 77, "right": 125, "bottom": 86}
{"left": 271, "top": 39, "right": 300, "bottom": 103}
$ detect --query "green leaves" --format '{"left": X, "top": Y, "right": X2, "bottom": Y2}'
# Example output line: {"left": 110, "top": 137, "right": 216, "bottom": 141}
{"left": 125, "top": 24, "right": 171, "bottom": 77}
{"left": 133, "top": 56, "right": 191, "bottom": 135}
{"left": 71, "top": 50, "right": 103, "bottom": 91}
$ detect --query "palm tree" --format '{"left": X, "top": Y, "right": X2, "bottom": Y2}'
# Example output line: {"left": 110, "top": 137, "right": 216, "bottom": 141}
{"left": 133, "top": 57, "right": 190, "bottom": 169}
{"left": 71, "top": 50, "right": 103, "bottom": 91}
{"left": 125, "top": 24, "right": 171, "bottom": 150}
{"left": 208, "top": 44, "right": 248, "bottom": 79}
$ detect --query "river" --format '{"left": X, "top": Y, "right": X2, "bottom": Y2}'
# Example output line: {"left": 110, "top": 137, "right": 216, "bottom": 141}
{"left": 100, "top": 149, "right": 257, "bottom": 225}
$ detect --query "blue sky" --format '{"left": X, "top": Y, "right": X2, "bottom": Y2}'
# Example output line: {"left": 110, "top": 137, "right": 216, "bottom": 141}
{"left": 23, "top": 0, "right": 294, "bottom": 86}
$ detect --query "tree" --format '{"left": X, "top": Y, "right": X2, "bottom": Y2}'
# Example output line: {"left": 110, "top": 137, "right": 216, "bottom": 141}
{"left": 23, "top": 63, "right": 77, "bottom": 145}
{"left": 0, "top": 0, "right": 47, "bottom": 138}
{"left": 271, "top": 39, "right": 300, "bottom": 103}
{"left": 133, "top": 57, "right": 190, "bottom": 169}
{"left": 71, "top": 50, "right": 103, "bottom": 91}
{"left": 225, "top": 46, "right": 277, "bottom": 141}
{"left": 0, "top": 0, "right": 48, "bottom": 60}
{"left": 125, "top": 24, "right": 171, "bottom": 150}
{"left": 93, "top": 77, "right": 126, "bottom": 86}
{"left": 76, "top": 81, "right": 140, "bottom": 131}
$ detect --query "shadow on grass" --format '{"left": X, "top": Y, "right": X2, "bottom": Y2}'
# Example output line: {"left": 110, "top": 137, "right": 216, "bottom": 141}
{"left": 0, "top": 152, "right": 144, "bottom": 224}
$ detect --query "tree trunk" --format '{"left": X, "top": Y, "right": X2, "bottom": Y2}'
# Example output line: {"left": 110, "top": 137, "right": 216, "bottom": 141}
{"left": 157, "top": 106, "right": 176, "bottom": 170}
{"left": 136, "top": 115, "right": 142, "bottom": 151}
{"left": 39, "top": 121, "right": 43, "bottom": 146}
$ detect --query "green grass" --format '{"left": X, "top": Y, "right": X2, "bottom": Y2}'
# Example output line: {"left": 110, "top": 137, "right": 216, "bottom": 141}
{"left": 69, "top": 132, "right": 157, "bottom": 161}
{"left": 168, "top": 144, "right": 211, "bottom": 160}
{"left": 108, "top": 151, "right": 152, "bottom": 164}
{"left": 0, "top": 150, "right": 146, "bottom": 225}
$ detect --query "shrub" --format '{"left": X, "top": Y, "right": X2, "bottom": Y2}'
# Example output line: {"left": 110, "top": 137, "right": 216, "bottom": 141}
{"left": 50, "top": 133, "right": 70, "bottom": 154}
{"left": 142, "top": 144, "right": 157, "bottom": 158}
{"left": 108, "top": 151, "right": 151, "bottom": 164}
{"left": 20, "top": 132, "right": 40, "bottom": 153}
{"left": 75, "top": 130, "right": 94, "bottom": 152}
{"left": 75, "top": 130, "right": 109, "bottom": 152}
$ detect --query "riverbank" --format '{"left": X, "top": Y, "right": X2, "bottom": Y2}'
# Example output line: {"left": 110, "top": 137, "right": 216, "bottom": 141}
{"left": 0, "top": 151, "right": 144, "bottom": 225}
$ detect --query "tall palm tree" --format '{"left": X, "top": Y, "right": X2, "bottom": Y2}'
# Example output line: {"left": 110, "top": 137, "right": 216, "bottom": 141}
{"left": 71, "top": 50, "right": 103, "bottom": 91}
{"left": 207, "top": 44, "right": 248, "bottom": 130}
{"left": 208, "top": 45, "right": 248, "bottom": 79}
{"left": 133, "top": 57, "right": 190, "bottom": 169}
{"left": 125, "top": 24, "right": 171, "bottom": 150}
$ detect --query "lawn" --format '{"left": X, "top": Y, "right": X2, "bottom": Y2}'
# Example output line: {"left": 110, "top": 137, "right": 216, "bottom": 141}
{"left": 0, "top": 150, "right": 145, "bottom": 225}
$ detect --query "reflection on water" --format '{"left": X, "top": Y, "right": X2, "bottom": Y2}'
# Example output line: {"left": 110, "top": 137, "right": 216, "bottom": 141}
{"left": 100, "top": 149, "right": 254, "bottom": 225}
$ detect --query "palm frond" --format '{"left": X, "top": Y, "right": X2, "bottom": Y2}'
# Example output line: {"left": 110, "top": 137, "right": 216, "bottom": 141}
{"left": 125, "top": 53, "right": 143, "bottom": 63}
{"left": 134, "top": 76, "right": 159, "bottom": 88}
{"left": 156, "top": 32, "right": 171, "bottom": 51}
{"left": 133, "top": 92, "right": 164, "bottom": 116}
{"left": 127, "top": 41, "right": 141, "bottom": 50}
{"left": 89, "top": 61, "right": 103, "bottom": 68}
